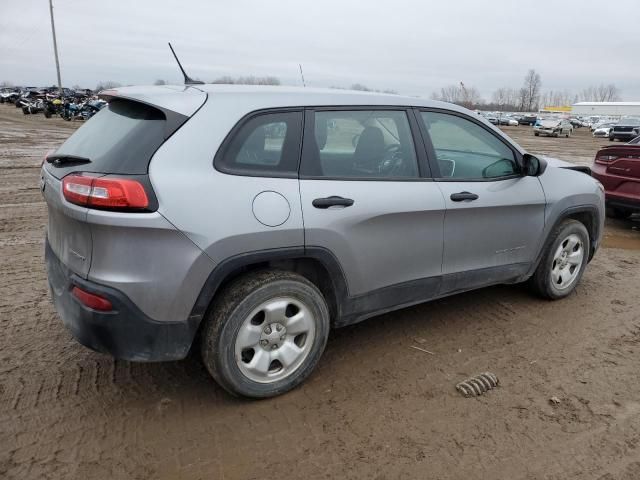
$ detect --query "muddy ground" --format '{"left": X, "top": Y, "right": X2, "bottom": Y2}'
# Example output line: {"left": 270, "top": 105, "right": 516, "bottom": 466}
{"left": 1, "top": 106, "right": 639, "bottom": 480}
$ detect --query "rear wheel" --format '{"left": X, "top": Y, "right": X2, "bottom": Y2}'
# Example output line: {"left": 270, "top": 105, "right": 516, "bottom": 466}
{"left": 201, "top": 270, "right": 330, "bottom": 398}
{"left": 534, "top": 132, "right": 539, "bottom": 136}
{"left": 530, "top": 219, "right": 590, "bottom": 299}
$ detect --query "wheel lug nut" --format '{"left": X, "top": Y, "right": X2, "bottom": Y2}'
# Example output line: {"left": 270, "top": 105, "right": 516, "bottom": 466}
{"left": 280, "top": 335, "right": 285, "bottom": 341}
{"left": 264, "top": 326, "right": 271, "bottom": 334}
{"left": 271, "top": 344, "right": 278, "bottom": 350}
{"left": 276, "top": 324, "right": 282, "bottom": 332}
{"left": 260, "top": 340, "right": 268, "bottom": 346}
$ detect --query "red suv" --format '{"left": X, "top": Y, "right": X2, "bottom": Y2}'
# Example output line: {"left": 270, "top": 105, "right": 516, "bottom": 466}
{"left": 592, "top": 136, "right": 640, "bottom": 218}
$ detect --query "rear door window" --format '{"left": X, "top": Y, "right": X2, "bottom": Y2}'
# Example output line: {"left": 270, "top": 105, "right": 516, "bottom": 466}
{"left": 301, "top": 110, "right": 419, "bottom": 179}
{"left": 49, "top": 99, "right": 177, "bottom": 178}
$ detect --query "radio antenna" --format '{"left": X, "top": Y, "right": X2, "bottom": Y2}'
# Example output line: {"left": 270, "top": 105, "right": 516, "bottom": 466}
{"left": 168, "top": 42, "right": 204, "bottom": 85}
{"left": 298, "top": 64, "right": 306, "bottom": 87}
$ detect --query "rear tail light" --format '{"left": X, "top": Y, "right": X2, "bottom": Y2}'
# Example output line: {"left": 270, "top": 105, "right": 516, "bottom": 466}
{"left": 71, "top": 286, "right": 113, "bottom": 311}
{"left": 595, "top": 155, "right": 618, "bottom": 164}
{"left": 62, "top": 174, "right": 149, "bottom": 210}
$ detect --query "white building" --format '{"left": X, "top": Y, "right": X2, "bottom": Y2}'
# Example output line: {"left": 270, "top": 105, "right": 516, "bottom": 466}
{"left": 571, "top": 102, "right": 640, "bottom": 117}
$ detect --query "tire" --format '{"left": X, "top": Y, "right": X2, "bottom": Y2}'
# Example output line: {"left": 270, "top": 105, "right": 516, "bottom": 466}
{"left": 607, "top": 207, "right": 631, "bottom": 219}
{"left": 609, "top": 137, "right": 614, "bottom": 142}
{"left": 534, "top": 132, "right": 539, "bottom": 136}
{"left": 530, "top": 219, "right": 590, "bottom": 300}
{"left": 200, "top": 270, "right": 330, "bottom": 398}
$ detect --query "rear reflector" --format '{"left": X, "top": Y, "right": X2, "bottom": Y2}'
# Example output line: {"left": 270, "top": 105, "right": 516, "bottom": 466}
{"left": 62, "top": 174, "right": 149, "bottom": 210}
{"left": 72, "top": 286, "right": 113, "bottom": 311}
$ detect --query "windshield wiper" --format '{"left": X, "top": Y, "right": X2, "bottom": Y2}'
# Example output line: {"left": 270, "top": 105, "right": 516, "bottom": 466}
{"left": 46, "top": 154, "right": 91, "bottom": 165}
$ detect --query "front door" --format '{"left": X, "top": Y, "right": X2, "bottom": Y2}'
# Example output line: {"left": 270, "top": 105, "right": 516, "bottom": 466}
{"left": 418, "top": 110, "right": 546, "bottom": 288}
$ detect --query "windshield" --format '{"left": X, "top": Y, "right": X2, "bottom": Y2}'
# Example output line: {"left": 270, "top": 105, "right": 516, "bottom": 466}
{"left": 619, "top": 117, "right": 640, "bottom": 126}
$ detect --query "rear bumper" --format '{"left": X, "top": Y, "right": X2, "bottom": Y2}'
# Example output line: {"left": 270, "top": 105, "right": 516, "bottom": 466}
{"left": 45, "top": 240, "right": 198, "bottom": 361}
{"left": 592, "top": 166, "right": 640, "bottom": 212}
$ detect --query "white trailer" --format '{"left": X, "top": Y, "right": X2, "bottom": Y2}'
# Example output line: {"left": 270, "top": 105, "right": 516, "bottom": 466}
{"left": 571, "top": 102, "right": 640, "bottom": 117}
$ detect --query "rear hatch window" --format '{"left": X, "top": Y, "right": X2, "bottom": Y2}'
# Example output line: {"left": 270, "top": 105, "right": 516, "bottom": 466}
{"left": 46, "top": 99, "right": 183, "bottom": 179}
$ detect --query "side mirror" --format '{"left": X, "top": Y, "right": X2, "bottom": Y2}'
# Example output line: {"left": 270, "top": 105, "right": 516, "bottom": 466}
{"left": 522, "top": 154, "right": 547, "bottom": 176}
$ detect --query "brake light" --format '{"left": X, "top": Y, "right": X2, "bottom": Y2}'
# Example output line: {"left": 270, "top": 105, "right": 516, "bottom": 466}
{"left": 72, "top": 286, "right": 113, "bottom": 311}
{"left": 62, "top": 174, "right": 149, "bottom": 210}
{"left": 596, "top": 155, "right": 618, "bottom": 164}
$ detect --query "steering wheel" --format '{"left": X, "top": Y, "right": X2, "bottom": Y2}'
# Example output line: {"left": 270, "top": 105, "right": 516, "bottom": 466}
{"left": 378, "top": 144, "right": 405, "bottom": 175}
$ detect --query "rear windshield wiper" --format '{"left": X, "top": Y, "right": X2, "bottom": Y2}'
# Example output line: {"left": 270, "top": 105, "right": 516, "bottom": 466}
{"left": 46, "top": 154, "right": 92, "bottom": 166}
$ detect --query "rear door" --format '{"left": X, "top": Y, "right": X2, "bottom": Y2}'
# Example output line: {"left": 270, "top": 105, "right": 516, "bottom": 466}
{"left": 417, "top": 109, "right": 546, "bottom": 287}
{"left": 299, "top": 108, "right": 445, "bottom": 299}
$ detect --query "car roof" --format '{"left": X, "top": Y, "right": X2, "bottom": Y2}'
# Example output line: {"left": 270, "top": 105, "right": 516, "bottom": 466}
{"left": 104, "top": 84, "right": 467, "bottom": 112}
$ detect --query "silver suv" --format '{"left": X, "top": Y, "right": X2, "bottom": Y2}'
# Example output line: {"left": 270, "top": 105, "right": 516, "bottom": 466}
{"left": 43, "top": 85, "right": 605, "bottom": 398}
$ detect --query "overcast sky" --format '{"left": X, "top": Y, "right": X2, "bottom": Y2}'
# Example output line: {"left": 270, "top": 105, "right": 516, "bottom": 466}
{"left": 1, "top": 0, "right": 639, "bottom": 100}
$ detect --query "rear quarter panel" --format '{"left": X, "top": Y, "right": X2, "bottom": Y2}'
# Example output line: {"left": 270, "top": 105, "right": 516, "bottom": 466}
{"left": 148, "top": 94, "right": 305, "bottom": 266}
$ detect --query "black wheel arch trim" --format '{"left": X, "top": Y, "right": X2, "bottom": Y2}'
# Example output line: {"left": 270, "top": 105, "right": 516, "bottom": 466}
{"left": 526, "top": 204, "right": 601, "bottom": 278}
{"left": 188, "top": 246, "right": 350, "bottom": 326}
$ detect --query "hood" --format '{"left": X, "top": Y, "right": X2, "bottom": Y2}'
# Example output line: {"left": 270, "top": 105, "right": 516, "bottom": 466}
{"left": 540, "top": 155, "right": 572, "bottom": 168}
{"left": 539, "top": 120, "right": 559, "bottom": 128}
{"left": 540, "top": 155, "right": 592, "bottom": 175}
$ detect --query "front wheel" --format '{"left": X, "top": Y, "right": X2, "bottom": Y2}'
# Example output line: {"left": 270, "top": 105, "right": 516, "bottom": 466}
{"left": 530, "top": 219, "right": 590, "bottom": 299}
{"left": 201, "top": 270, "right": 330, "bottom": 398}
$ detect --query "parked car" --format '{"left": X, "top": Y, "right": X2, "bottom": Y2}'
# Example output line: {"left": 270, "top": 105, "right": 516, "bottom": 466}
{"left": 569, "top": 118, "right": 585, "bottom": 128}
{"left": 593, "top": 123, "right": 617, "bottom": 138}
{"left": 486, "top": 115, "right": 499, "bottom": 125}
{"left": 609, "top": 117, "right": 640, "bottom": 142}
{"left": 592, "top": 137, "right": 640, "bottom": 218}
{"left": 498, "top": 116, "right": 519, "bottom": 126}
{"left": 534, "top": 119, "right": 573, "bottom": 137}
{"left": 42, "top": 85, "right": 604, "bottom": 398}
{"left": 518, "top": 114, "right": 538, "bottom": 126}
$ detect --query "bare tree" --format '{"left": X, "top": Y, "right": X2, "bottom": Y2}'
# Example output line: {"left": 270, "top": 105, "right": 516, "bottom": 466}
{"left": 431, "top": 83, "right": 484, "bottom": 108}
{"left": 154, "top": 79, "right": 167, "bottom": 86}
{"left": 522, "top": 69, "right": 542, "bottom": 111}
{"left": 0, "top": 81, "right": 13, "bottom": 88}
{"left": 211, "top": 76, "right": 281, "bottom": 85}
{"left": 580, "top": 84, "right": 621, "bottom": 102}
{"left": 95, "top": 81, "right": 122, "bottom": 91}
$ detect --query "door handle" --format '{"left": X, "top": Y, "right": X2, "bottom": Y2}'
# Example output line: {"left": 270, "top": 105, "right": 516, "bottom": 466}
{"left": 312, "top": 196, "right": 355, "bottom": 209}
{"left": 450, "top": 191, "right": 479, "bottom": 202}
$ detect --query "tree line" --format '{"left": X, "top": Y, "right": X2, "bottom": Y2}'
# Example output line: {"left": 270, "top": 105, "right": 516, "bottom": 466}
{"left": 431, "top": 69, "right": 621, "bottom": 112}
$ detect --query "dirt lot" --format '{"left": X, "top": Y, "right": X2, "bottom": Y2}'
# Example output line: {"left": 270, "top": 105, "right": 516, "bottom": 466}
{"left": 1, "top": 106, "right": 639, "bottom": 480}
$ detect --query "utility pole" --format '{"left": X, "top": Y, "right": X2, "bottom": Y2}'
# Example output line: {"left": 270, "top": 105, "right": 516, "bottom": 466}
{"left": 48, "top": 0, "right": 62, "bottom": 94}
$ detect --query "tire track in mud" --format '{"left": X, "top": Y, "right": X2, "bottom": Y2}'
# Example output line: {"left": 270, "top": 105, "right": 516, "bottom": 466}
{"left": 2, "top": 105, "right": 640, "bottom": 479}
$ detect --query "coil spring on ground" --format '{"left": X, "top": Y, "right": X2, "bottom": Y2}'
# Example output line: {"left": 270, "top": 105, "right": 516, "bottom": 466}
{"left": 456, "top": 372, "right": 499, "bottom": 397}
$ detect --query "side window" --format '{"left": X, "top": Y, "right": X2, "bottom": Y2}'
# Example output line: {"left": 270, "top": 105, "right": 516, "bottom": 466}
{"left": 302, "top": 110, "right": 419, "bottom": 179}
{"left": 421, "top": 111, "right": 518, "bottom": 179}
{"left": 216, "top": 111, "right": 302, "bottom": 176}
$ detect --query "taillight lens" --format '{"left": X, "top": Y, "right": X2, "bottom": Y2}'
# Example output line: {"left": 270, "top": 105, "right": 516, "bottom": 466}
{"left": 62, "top": 174, "right": 149, "bottom": 210}
{"left": 595, "top": 155, "right": 618, "bottom": 164}
{"left": 71, "top": 286, "right": 113, "bottom": 311}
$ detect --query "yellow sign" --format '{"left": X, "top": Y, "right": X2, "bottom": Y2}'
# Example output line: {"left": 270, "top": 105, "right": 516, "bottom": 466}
{"left": 541, "top": 106, "right": 572, "bottom": 113}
